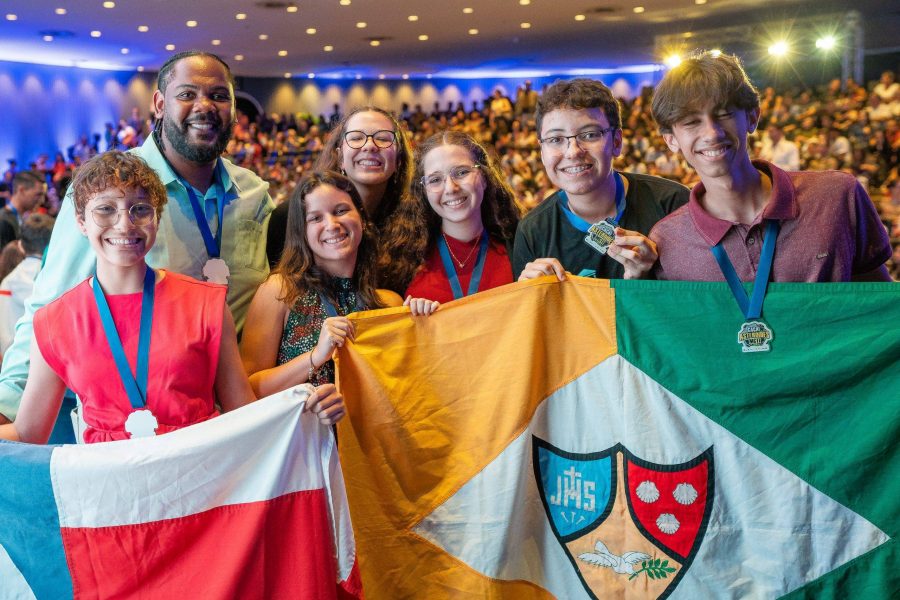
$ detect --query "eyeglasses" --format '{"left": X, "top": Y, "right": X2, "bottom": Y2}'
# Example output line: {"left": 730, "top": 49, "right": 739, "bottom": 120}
{"left": 539, "top": 128, "right": 616, "bottom": 152}
{"left": 420, "top": 165, "right": 482, "bottom": 192}
{"left": 343, "top": 129, "right": 396, "bottom": 149}
{"left": 89, "top": 203, "right": 156, "bottom": 227}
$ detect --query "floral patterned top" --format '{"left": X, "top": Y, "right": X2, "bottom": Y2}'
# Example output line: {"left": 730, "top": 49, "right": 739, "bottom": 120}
{"left": 276, "top": 277, "right": 362, "bottom": 386}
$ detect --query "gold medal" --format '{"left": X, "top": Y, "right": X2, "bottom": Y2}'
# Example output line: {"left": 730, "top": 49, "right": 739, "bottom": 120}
{"left": 737, "top": 320, "right": 773, "bottom": 353}
{"left": 584, "top": 218, "right": 617, "bottom": 255}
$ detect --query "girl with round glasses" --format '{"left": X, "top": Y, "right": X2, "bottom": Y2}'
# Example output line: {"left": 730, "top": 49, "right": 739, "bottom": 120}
{"left": 241, "top": 171, "right": 404, "bottom": 396}
{"left": 397, "top": 131, "right": 521, "bottom": 313}
{"left": 268, "top": 107, "right": 417, "bottom": 293}
{"left": 0, "top": 152, "right": 344, "bottom": 444}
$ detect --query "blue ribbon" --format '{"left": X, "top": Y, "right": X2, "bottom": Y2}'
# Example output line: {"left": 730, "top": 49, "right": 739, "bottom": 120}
{"left": 709, "top": 220, "right": 779, "bottom": 319}
{"left": 318, "top": 289, "right": 363, "bottom": 318}
{"left": 558, "top": 171, "right": 626, "bottom": 233}
{"left": 92, "top": 267, "right": 155, "bottom": 409}
{"left": 438, "top": 232, "right": 489, "bottom": 300}
{"left": 178, "top": 160, "right": 225, "bottom": 259}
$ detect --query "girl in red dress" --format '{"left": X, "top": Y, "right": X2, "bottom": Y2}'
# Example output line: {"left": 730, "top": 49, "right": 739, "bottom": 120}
{"left": 401, "top": 131, "right": 521, "bottom": 314}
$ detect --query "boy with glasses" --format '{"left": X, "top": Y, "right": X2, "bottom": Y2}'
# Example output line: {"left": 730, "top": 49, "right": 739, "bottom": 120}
{"left": 648, "top": 52, "right": 891, "bottom": 282}
{"left": 514, "top": 78, "right": 689, "bottom": 281}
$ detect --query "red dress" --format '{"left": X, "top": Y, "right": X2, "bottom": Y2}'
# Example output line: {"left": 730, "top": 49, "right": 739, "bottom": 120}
{"left": 405, "top": 234, "right": 514, "bottom": 304}
{"left": 33, "top": 271, "right": 225, "bottom": 443}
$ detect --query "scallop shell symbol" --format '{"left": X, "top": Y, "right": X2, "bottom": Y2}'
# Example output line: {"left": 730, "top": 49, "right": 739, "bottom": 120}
{"left": 636, "top": 480, "right": 660, "bottom": 503}
{"left": 673, "top": 482, "right": 698, "bottom": 505}
{"left": 656, "top": 513, "right": 680, "bottom": 535}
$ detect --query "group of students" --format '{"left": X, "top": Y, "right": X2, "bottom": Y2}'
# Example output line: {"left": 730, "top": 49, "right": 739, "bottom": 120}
{"left": 0, "top": 48, "right": 893, "bottom": 447}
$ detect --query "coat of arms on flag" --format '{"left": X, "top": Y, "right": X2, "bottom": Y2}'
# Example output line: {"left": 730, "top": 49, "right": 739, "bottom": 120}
{"left": 336, "top": 276, "right": 898, "bottom": 599}
{"left": 534, "top": 439, "right": 712, "bottom": 599}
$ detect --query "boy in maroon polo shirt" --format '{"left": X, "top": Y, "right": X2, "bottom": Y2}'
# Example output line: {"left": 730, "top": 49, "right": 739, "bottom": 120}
{"left": 648, "top": 51, "right": 891, "bottom": 282}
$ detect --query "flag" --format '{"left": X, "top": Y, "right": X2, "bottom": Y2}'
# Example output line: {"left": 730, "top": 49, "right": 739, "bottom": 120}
{"left": 336, "top": 276, "right": 898, "bottom": 599}
{"left": 0, "top": 386, "right": 362, "bottom": 600}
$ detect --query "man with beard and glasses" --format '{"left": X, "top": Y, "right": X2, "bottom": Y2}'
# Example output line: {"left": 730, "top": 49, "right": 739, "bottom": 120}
{"left": 0, "top": 51, "right": 273, "bottom": 435}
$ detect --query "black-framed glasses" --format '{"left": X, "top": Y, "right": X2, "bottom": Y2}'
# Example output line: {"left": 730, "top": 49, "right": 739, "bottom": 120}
{"left": 89, "top": 203, "right": 156, "bottom": 227}
{"left": 539, "top": 128, "right": 616, "bottom": 152}
{"left": 420, "top": 165, "right": 482, "bottom": 191}
{"left": 343, "top": 130, "right": 396, "bottom": 149}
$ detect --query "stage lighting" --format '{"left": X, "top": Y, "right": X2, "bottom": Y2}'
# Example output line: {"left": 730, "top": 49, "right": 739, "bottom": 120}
{"left": 815, "top": 35, "right": 836, "bottom": 50}
{"left": 664, "top": 53, "right": 682, "bottom": 68}
{"left": 768, "top": 40, "right": 789, "bottom": 57}
{"left": 709, "top": 49, "right": 722, "bottom": 58}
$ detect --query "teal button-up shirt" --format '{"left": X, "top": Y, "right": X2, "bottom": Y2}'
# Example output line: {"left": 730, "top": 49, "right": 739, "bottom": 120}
{"left": 0, "top": 135, "right": 273, "bottom": 420}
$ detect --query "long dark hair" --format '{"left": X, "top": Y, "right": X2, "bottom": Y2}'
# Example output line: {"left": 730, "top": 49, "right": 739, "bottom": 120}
{"left": 274, "top": 171, "right": 384, "bottom": 310}
{"left": 381, "top": 130, "right": 521, "bottom": 292}
{"left": 314, "top": 106, "right": 415, "bottom": 230}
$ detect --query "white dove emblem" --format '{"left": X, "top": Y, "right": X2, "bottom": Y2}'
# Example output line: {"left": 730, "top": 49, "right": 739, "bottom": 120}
{"left": 578, "top": 540, "right": 651, "bottom": 575}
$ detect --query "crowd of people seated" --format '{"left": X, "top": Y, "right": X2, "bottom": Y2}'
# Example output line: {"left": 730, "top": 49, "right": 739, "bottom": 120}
{"left": 4, "top": 69, "right": 900, "bottom": 278}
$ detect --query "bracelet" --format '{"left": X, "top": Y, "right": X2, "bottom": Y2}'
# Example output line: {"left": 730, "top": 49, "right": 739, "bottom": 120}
{"left": 308, "top": 352, "right": 318, "bottom": 383}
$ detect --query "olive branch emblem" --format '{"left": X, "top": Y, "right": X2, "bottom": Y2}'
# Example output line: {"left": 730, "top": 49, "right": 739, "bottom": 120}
{"left": 628, "top": 557, "right": 677, "bottom": 580}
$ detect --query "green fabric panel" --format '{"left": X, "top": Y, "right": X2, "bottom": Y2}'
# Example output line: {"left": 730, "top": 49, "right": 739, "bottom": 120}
{"left": 611, "top": 279, "right": 900, "bottom": 597}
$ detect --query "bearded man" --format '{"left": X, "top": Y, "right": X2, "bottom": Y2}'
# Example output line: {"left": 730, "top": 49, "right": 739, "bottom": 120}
{"left": 0, "top": 51, "right": 273, "bottom": 428}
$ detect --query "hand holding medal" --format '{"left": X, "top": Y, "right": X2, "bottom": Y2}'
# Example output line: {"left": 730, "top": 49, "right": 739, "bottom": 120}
{"left": 606, "top": 227, "right": 659, "bottom": 280}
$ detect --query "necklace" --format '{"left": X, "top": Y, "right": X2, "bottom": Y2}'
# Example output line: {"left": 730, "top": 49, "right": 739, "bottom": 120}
{"left": 442, "top": 231, "right": 483, "bottom": 269}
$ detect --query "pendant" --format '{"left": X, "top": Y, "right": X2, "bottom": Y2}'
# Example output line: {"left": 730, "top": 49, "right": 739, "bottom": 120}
{"left": 583, "top": 218, "right": 617, "bottom": 255}
{"left": 124, "top": 409, "right": 159, "bottom": 438}
{"left": 202, "top": 258, "right": 230, "bottom": 285}
{"left": 737, "top": 320, "right": 773, "bottom": 353}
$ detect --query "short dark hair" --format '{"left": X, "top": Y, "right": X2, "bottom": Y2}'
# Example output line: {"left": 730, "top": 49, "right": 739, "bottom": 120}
{"left": 652, "top": 51, "right": 760, "bottom": 134}
{"left": 12, "top": 171, "right": 43, "bottom": 193}
{"left": 156, "top": 51, "right": 234, "bottom": 95}
{"left": 20, "top": 213, "right": 55, "bottom": 255}
{"left": 71, "top": 151, "right": 167, "bottom": 217}
{"left": 536, "top": 79, "right": 622, "bottom": 134}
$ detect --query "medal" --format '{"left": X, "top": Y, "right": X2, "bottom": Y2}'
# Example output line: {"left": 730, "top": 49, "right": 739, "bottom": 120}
{"left": 737, "top": 320, "right": 774, "bottom": 353}
{"left": 93, "top": 266, "right": 157, "bottom": 434}
{"left": 180, "top": 161, "right": 230, "bottom": 285}
{"left": 124, "top": 409, "right": 159, "bottom": 438}
{"left": 709, "top": 220, "right": 780, "bottom": 353}
{"left": 202, "top": 257, "right": 230, "bottom": 284}
{"left": 584, "top": 219, "right": 617, "bottom": 255}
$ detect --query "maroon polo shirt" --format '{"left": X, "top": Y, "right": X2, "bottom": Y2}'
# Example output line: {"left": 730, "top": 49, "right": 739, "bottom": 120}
{"left": 650, "top": 161, "right": 892, "bottom": 282}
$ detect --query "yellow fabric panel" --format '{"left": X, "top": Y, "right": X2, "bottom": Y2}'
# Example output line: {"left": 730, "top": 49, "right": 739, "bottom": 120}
{"left": 336, "top": 277, "right": 617, "bottom": 596}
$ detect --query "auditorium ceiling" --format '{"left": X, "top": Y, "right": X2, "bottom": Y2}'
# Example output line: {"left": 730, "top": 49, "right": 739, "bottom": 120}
{"left": 0, "top": 0, "right": 896, "bottom": 78}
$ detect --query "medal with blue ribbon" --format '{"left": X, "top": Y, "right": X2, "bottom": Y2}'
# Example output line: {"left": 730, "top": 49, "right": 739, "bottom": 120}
{"left": 709, "top": 220, "right": 779, "bottom": 353}
{"left": 438, "top": 231, "right": 489, "bottom": 300}
{"left": 92, "top": 266, "right": 158, "bottom": 437}
{"left": 559, "top": 172, "right": 626, "bottom": 256}
{"left": 178, "top": 161, "right": 230, "bottom": 285}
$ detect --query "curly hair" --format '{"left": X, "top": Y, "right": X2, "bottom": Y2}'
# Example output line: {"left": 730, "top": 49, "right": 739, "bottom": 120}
{"left": 536, "top": 78, "right": 622, "bottom": 135}
{"left": 274, "top": 170, "right": 384, "bottom": 310}
{"left": 314, "top": 106, "right": 414, "bottom": 230}
{"left": 380, "top": 131, "right": 521, "bottom": 292}
{"left": 71, "top": 151, "right": 167, "bottom": 217}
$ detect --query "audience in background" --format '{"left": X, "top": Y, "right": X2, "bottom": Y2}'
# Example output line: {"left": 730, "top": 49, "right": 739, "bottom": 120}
{"left": 9, "top": 69, "right": 900, "bottom": 277}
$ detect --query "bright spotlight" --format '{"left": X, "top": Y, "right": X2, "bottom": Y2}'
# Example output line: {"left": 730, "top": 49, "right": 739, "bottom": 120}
{"left": 815, "top": 35, "right": 836, "bottom": 50}
{"left": 709, "top": 49, "right": 722, "bottom": 58}
{"left": 664, "top": 53, "right": 682, "bottom": 68}
{"left": 768, "top": 40, "right": 789, "bottom": 57}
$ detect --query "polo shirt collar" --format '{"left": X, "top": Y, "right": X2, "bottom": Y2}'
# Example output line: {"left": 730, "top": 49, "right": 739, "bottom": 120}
{"left": 687, "top": 159, "right": 798, "bottom": 246}
{"left": 140, "top": 133, "right": 241, "bottom": 198}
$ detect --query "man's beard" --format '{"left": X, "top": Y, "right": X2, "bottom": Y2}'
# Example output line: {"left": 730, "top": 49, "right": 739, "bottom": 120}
{"left": 161, "top": 111, "right": 233, "bottom": 164}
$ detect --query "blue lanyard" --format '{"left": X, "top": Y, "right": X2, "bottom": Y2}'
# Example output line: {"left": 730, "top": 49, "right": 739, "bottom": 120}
{"left": 558, "top": 172, "right": 626, "bottom": 233}
{"left": 92, "top": 267, "right": 156, "bottom": 409}
{"left": 709, "top": 220, "right": 779, "bottom": 319}
{"left": 438, "top": 232, "right": 489, "bottom": 300}
{"left": 318, "top": 290, "right": 363, "bottom": 318}
{"left": 178, "top": 161, "right": 225, "bottom": 259}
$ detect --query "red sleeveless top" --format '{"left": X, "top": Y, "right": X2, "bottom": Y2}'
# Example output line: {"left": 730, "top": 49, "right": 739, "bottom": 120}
{"left": 34, "top": 271, "right": 225, "bottom": 443}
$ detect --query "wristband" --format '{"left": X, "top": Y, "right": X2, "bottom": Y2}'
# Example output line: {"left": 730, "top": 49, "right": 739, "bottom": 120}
{"left": 308, "top": 352, "right": 318, "bottom": 384}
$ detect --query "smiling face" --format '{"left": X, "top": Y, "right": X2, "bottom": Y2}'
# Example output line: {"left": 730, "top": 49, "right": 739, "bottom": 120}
{"left": 539, "top": 108, "right": 622, "bottom": 200}
{"left": 153, "top": 55, "right": 234, "bottom": 164}
{"left": 304, "top": 183, "right": 364, "bottom": 276}
{"left": 662, "top": 102, "right": 759, "bottom": 181}
{"left": 77, "top": 187, "right": 158, "bottom": 271}
{"left": 338, "top": 111, "right": 398, "bottom": 190}
{"left": 422, "top": 144, "right": 486, "bottom": 234}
